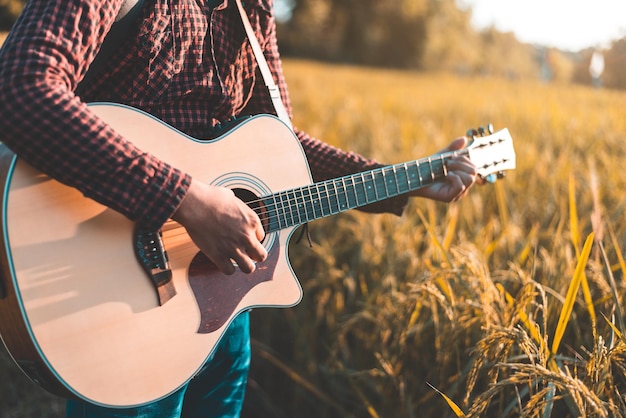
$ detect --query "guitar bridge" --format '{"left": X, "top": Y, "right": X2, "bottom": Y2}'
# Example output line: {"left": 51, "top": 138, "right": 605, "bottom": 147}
{"left": 133, "top": 227, "right": 176, "bottom": 305}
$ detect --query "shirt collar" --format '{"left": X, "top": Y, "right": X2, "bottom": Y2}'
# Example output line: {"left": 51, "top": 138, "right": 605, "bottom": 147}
{"left": 211, "top": 0, "right": 272, "bottom": 13}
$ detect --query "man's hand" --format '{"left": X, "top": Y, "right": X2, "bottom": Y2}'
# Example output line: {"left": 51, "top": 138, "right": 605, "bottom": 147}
{"left": 172, "top": 180, "right": 267, "bottom": 275}
{"left": 410, "top": 137, "right": 478, "bottom": 202}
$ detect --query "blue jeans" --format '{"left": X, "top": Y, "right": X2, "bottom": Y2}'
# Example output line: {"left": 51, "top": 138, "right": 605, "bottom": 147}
{"left": 66, "top": 312, "right": 251, "bottom": 418}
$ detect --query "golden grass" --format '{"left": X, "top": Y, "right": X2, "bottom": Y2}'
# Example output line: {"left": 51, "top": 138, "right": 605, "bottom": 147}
{"left": 1, "top": 51, "right": 626, "bottom": 416}
{"left": 245, "top": 59, "right": 626, "bottom": 417}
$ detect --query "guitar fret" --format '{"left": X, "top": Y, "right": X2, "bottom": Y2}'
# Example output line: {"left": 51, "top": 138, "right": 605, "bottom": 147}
{"left": 439, "top": 154, "right": 448, "bottom": 177}
{"left": 418, "top": 161, "right": 423, "bottom": 185}
{"left": 325, "top": 181, "right": 337, "bottom": 215}
{"left": 307, "top": 187, "right": 316, "bottom": 220}
{"left": 315, "top": 183, "right": 324, "bottom": 217}
{"left": 325, "top": 181, "right": 336, "bottom": 215}
{"left": 360, "top": 173, "right": 368, "bottom": 203}
{"left": 330, "top": 180, "right": 340, "bottom": 213}
{"left": 388, "top": 166, "right": 401, "bottom": 195}
{"left": 395, "top": 164, "right": 409, "bottom": 194}
{"left": 389, "top": 166, "right": 398, "bottom": 195}
{"left": 428, "top": 157, "right": 434, "bottom": 181}
{"left": 326, "top": 181, "right": 335, "bottom": 215}
{"left": 339, "top": 178, "right": 351, "bottom": 210}
{"left": 294, "top": 188, "right": 308, "bottom": 223}
{"left": 346, "top": 176, "right": 359, "bottom": 208}
{"left": 271, "top": 194, "right": 283, "bottom": 230}
{"left": 284, "top": 192, "right": 292, "bottom": 226}
{"left": 376, "top": 168, "right": 392, "bottom": 200}
{"left": 381, "top": 168, "right": 390, "bottom": 198}
{"left": 278, "top": 191, "right": 289, "bottom": 228}
{"left": 367, "top": 172, "right": 378, "bottom": 202}
{"left": 286, "top": 189, "right": 299, "bottom": 226}
{"left": 331, "top": 180, "right": 341, "bottom": 214}
{"left": 405, "top": 163, "right": 413, "bottom": 190}
{"left": 351, "top": 175, "right": 364, "bottom": 207}
{"left": 304, "top": 186, "right": 314, "bottom": 220}
{"left": 295, "top": 190, "right": 303, "bottom": 224}
{"left": 316, "top": 183, "right": 327, "bottom": 217}
{"left": 262, "top": 196, "right": 278, "bottom": 232}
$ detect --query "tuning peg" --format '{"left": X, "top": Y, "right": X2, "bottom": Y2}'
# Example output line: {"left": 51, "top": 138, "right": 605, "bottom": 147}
{"left": 478, "top": 124, "right": 496, "bottom": 136}
{"left": 497, "top": 171, "right": 506, "bottom": 179}
{"left": 467, "top": 124, "right": 495, "bottom": 138}
{"left": 484, "top": 173, "right": 498, "bottom": 184}
{"left": 467, "top": 128, "right": 479, "bottom": 138}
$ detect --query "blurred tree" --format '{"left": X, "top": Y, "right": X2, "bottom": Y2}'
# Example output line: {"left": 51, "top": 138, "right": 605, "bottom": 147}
{"left": 279, "top": 0, "right": 429, "bottom": 68}
{"left": 544, "top": 48, "right": 575, "bottom": 84}
{"left": 572, "top": 38, "right": 626, "bottom": 90}
{"left": 604, "top": 38, "right": 626, "bottom": 89}
{"left": 571, "top": 49, "right": 595, "bottom": 86}
{"left": 0, "top": 0, "right": 24, "bottom": 30}
{"left": 421, "top": 0, "right": 477, "bottom": 72}
{"left": 279, "top": 0, "right": 540, "bottom": 79}
{"left": 471, "top": 28, "right": 539, "bottom": 80}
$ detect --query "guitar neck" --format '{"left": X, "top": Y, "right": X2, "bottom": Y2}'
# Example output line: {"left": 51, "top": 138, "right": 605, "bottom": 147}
{"left": 261, "top": 152, "right": 454, "bottom": 233}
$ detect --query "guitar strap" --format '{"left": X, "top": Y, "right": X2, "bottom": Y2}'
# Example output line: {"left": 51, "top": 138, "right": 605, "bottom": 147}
{"left": 234, "top": 0, "right": 293, "bottom": 128}
{"left": 235, "top": 0, "right": 312, "bottom": 244}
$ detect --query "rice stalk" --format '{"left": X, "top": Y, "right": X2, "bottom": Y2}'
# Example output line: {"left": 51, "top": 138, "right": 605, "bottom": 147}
{"left": 251, "top": 339, "right": 351, "bottom": 416}
{"left": 569, "top": 173, "right": 597, "bottom": 329}
{"left": 428, "top": 382, "right": 466, "bottom": 417}
{"left": 416, "top": 208, "right": 455, "bottom": 269}
{"left": 497, "top": 283, "right": 549, "bottom": 360}
{"left": 589, "top": 160, "right": 604, "bottom": 246}
{"left": 442, "top": 202, "right": 460, "bottom": 251}
{"left": 468, "top": 362, "right": 608, "bottom": 417}
{"left": 606, "top": 223, "right": 626, "bottom": 334}
{"left": 518, "top": 224, "right": 539, "bottom": 265}
{"left": 569, "top": 173, "right": 581, "bottom": 252}
{"left": 608, "top": 220, "right": 626, "bottom": 283}
{"left": 551, "top": 232, "right": 595, "bottom": 360}
{"left": 495, "top": 173, "right": 510, "bottom": 230}
{"left": 599, "top": 240, "right": 625, "bottom": 337}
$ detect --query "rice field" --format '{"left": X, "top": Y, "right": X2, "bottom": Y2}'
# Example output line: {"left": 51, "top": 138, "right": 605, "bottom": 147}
{"left": 246, "top": 59, "right": 626, "bottom": 417}
{"left": 2, "top": 58, "right": 626, "bottom": 417}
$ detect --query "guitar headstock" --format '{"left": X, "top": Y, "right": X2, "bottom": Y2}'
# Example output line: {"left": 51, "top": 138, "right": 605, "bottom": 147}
{"left": 465, "top": 124, "right": 516, "bottom": 183}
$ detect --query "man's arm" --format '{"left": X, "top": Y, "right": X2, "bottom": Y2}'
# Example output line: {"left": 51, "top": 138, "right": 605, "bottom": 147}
{"left": 0, "top": 0, "right": 189, "bottom": 232}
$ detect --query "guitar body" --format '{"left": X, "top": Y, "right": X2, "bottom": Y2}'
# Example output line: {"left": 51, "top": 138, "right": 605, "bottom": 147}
{"left": 0, "top": 103, "right": 307, "bottom": 407}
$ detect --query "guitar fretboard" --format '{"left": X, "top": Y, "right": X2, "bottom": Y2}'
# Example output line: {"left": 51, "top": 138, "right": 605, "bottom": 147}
{"left": 260, "top": 154, "right": 450, "bottom": 232}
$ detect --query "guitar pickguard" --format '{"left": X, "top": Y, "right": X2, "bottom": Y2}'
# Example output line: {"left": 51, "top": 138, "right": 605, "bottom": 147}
{"left": 187, "top": 240, "right": 280, "bottom": 333}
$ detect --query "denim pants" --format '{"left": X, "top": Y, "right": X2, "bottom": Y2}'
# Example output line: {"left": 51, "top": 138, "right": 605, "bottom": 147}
{"left": 66, "top": 312, "right": 251, "bottom": 418}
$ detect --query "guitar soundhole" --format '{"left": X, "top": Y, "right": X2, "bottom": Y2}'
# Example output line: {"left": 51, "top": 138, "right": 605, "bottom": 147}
{"left": 233, "top": 188, "right": 269, "bottom": 236}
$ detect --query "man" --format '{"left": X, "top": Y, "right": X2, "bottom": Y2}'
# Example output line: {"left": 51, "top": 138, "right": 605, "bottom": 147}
{"left": 0, "top": 0, "right": 477, "bottom": 416}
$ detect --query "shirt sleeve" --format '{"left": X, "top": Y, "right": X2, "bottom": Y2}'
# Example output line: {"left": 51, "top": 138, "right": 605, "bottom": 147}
{"left": 0, "top": 0, "right": 190, "bottom": 231}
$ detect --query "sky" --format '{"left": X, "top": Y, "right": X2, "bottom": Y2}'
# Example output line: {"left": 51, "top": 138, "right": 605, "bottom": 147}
{"left": 275, "top": 0, "right": 626, "bottom": 52}
{"left": 459, "top": 0, "right": 626, "bottom": 51}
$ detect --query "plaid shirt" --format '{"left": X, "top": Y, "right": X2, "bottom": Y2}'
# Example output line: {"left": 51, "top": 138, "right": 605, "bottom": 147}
{"left": 0, "top": 0, "right": 406, "bottom": 231}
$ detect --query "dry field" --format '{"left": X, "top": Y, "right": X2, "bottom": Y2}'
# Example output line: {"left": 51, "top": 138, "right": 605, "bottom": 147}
{"left": 1, "top": 56, "right": 626, "bottom": 417}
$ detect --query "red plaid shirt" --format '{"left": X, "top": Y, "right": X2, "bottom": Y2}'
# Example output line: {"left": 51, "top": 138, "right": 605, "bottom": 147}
{"left": 0, "top": 0, "right": 406, "bottom": 230}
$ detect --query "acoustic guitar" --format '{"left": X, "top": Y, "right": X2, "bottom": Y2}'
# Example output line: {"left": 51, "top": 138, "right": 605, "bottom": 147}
{"left": 0, "top": 103, "right": 515, "bottom": 407}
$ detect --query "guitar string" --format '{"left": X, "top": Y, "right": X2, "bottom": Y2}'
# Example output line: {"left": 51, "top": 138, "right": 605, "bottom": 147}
{"left": 160, "top": 150, "right": 467, "bottom": 243}
{"left": 242, "top": 149, "right": 467, "bottom": 227}
{"left": 143, "top": 144, "right": 508, "bottom": 263}
{"left": 154, "top": 146, "right": 501, "bottom": 261}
